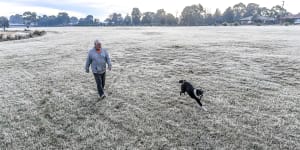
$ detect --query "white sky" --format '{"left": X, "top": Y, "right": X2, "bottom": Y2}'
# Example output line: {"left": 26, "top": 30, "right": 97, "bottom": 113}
{"left": 0, "top": 0, "right": 299, "bottom": 20}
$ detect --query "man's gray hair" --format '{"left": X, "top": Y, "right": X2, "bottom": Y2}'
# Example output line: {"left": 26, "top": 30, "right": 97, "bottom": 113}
{"left": 94, "top": 39, "right": 101, "bottom": 46}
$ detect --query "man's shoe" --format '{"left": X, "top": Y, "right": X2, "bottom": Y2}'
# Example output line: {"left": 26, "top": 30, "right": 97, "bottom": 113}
{"left": 97, "top": 94, "right": 105, "bottom": 101}
{"left": 100, "top": 94, "right": 106, "bottom": 99}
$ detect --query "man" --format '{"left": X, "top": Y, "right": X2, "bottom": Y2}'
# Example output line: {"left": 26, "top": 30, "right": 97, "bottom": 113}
{"left": 85, "top": 39, "right": 112, "bottom": 99}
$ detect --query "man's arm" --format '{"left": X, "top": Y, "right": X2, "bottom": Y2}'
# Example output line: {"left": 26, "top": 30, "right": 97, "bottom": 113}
{"left": 85, "top": 51, "right": 92, "bottom": 73}
{"left": 106, "top": 51, "right": 112, "bottom": 70}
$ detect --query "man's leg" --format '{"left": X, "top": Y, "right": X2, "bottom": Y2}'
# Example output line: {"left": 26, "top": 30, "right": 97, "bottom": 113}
{"left": 101, "top": 72, "right": 106, "bottom": 89}
{"left": 93, "top": 73, "right": 104, "bottom": 96}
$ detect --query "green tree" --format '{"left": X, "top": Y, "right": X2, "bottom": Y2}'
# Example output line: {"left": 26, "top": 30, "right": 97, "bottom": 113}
{"left": 181, "top": 4, "right": 205, "bottom": 26}
{"left": 70, "top": 16, "right": 79, "bottom": 25}
{"left": 131, "top": 8, "right": 142, "bottom": 25}
{"left": 123, "top": 14, "right": 132, "bottom": 25}
{"left": 23, "top": 11, "right": 37, "bottom": 28}
{"left": 141, "top": 12, "right": 155, "bottom": 25}
{"left": 106, "top": 13, "right": 123, "bottom": 25}
{"left": 85, "top": 15, "right": 94, "bottom": 25}
{"left": 0, "top": 16, "right": 9, "bottom": 31}
{"left": 37, "top": 15, "right": 49, "bottom": 26}
{"left": 233, "top": 2, "right": 246, "bottom": 21}
{"left": 9, "top": 14, "right": 23, "bottom": 24}
{"left": 48, "top": 15, "right": 57, "bottom": 26}
{"left": 270, "top": 5, "right": 287, "bottom": 19}
{"left": 205, "top": 13, "right": 214, "bottom": 25}
{"left": 244, "top": 3, "right": 260, "bottom": 17}
{"left": 77, "top": 15, "right": 94, "bottom": 25}
{"left": 165, "top": 13, "right": 177, "bottom": 25}
{"left": 223, "top": 7, "right": 234, "bottom": 23}
{"left": 259, "top": 7, "right": 272, "bottom": 17}
{"left": 113, "top": 13, "right": 123, "bottom": 25}
{"left": 213, "top": 9, "right": 222, "bottom": 24}
{"left": 153, "top": 9, "right": 166, "bottom": 25}
{"left": 57, "top": 12, "right": 70, "bottom": 25}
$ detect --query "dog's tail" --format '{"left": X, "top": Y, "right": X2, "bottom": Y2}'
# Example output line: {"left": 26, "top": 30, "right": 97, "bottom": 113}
{"left": 179, "top": 80, "right": 186, "bottom": 83}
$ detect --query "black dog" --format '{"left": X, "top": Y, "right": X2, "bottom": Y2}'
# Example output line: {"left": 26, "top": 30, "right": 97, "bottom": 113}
{"left": 179, "top": 80, "right": 207, "bottom": 111}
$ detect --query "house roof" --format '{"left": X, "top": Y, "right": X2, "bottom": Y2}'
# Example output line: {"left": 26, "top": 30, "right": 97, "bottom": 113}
{"left": 255, "top": 16, "right": 275, "bottom": 21}
{"left": 240, "top": 16, "right": 275, "bottom": 21}
{"left": 282, "top": 14, "right": 300, "bottom": 19}
{"left": 240, "top": 16, "right": 253, "bottom": 21}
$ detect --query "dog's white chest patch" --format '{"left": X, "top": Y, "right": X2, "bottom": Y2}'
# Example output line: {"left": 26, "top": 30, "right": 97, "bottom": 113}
{"left": 193, "top": 89, "right": 201, "bottom": 99}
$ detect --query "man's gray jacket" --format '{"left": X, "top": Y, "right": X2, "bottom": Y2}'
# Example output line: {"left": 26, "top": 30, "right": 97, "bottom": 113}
{"left": 85, "top": 48, "right": 112, "bottom": 74}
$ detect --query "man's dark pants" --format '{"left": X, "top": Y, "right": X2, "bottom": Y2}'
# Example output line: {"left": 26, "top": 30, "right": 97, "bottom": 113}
{"left": 93, "top": 72, "right": 106, "bottom": 96}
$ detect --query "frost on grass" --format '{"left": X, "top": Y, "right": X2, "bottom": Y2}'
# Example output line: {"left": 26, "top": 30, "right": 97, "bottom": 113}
{"left": 0, "top": 27, "right": 300, "bottom": 149}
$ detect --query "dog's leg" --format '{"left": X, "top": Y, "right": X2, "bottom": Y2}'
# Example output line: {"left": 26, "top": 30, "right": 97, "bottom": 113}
{"left": 194, "top": 97, "right": 205, "bottom": 108}
{"left": 199, "top": 94, "right": 203, "bottom": 100}
{"left": 194, "top": 98, "right": 203, "bottom": 107}
{"left": 195, "top": 97, "right": 207, "bottom": 111}
{"left": 180, "top": 90, "right": 185, "bottom": 96}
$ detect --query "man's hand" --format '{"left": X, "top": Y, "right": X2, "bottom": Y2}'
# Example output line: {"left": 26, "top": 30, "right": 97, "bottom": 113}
{"left": 86, "top": 69, "right": 89, "bottom": 73}
{"left": 108, "top": 66, "right": 112, "bottom": 71}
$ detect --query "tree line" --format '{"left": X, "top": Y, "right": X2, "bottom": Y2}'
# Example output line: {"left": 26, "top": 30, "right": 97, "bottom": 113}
{"left": 0, "top": 2, "right": 292, "bottom": 29}
{"left": 179, "top": 3, "right": 288, "bottom": 26}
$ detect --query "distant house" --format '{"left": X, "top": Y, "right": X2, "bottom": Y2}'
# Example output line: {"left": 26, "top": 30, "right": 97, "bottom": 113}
{"left": 9, "top": 23, "right": 26, "bottom": 27}
{"left": 254, "top": 16, "right": 275, "bottom": 24}
{"left": 240, "top": 16, "right": 275, "bottom": 25}
{"left": 240, "top": 16, "right": 253, "bottom": 25}
{"left": 281, "top": 14, "right": 300, "bottom": 24}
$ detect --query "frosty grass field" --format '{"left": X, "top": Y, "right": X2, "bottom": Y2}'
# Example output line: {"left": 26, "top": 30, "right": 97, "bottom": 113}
{"left": 0, "top": 26, "right": 299, "bottom": 149}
